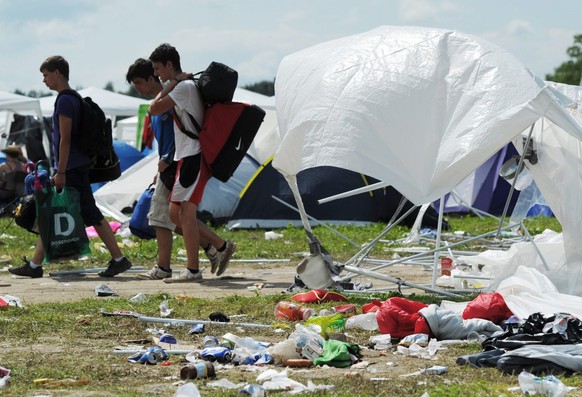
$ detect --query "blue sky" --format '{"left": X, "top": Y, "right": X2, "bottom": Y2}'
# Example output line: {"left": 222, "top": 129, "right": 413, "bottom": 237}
{"left": 1, "top": 0, "right": 580, "bottom": 94}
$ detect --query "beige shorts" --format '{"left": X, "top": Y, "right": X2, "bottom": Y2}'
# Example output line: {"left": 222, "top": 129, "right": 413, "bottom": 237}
{"left": 147, "top": 175, "right": 176, "bottom": 231}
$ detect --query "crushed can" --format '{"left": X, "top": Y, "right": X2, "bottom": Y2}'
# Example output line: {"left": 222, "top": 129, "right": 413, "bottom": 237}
{"left": 200, "top": 346, "right": 232, "bottom": 363}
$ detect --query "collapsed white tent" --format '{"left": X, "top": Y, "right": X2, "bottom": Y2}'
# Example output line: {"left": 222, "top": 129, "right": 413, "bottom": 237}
{"left": 272, "top": 25, "right": 582, "bottom": 293}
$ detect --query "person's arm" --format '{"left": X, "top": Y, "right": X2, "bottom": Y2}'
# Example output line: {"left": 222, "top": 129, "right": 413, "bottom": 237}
{"left": 53, "top": 114, "right": 72, "bottom": 189}
{"left": 148, "top": 72, "right": 193, "bottom": 116}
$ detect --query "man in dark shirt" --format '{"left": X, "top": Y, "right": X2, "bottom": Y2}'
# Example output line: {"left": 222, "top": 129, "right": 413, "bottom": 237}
{"left": 8, "top": 55, "right": 132, "bottom": 278}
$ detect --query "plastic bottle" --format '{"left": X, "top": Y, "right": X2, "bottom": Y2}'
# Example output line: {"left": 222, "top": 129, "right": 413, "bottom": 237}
{"left": 180, "top": 362, "right": 216, "bottom": 379}
{"left": 518, "top": 371, "right": 571, "bottom": 396}
{"left": 344, "top": 312, "right": 379, "bottom": 331}
{"left": 239, "top": 384, "right": 265, "bottom": 397}
{"left": 274, "top": 301, "right": 314, "bottom": 321}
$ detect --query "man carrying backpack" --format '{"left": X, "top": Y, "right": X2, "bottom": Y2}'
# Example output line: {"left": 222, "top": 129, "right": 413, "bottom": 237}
{"left": 125, "top": 58, "right": 235, "bottom": 281}
{"left": 8, "top": 55, "right": 132, "bottom": 278}
{"left": 148, "top": 43, "right": 236, "bottom": 283}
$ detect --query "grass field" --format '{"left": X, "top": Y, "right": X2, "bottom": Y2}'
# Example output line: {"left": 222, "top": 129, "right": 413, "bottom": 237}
{"left": 1, "top": 214, "right": 580, "bottom": 397}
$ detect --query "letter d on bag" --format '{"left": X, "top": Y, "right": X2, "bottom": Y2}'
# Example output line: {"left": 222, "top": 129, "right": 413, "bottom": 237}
{"left": 54, "top": 212, "right": 75, "bottom": 236}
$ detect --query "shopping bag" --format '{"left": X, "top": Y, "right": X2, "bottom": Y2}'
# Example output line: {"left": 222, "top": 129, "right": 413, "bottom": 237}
{"left": 35, "top": 186, "right": 91, "bottom": 263}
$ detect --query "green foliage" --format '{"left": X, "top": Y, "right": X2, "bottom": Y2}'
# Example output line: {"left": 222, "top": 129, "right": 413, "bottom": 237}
{"left": 243, "top": 80, "right": 275, "bottom": 96}
{"left": 546, "top": 34, "right": 582, "bottom": 84}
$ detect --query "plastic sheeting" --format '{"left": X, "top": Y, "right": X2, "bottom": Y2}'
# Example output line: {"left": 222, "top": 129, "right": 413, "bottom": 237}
{"left": 273, "top": 25, "right": 582, "bottom": 206}
{"left": 509, "top": 82, "right": 582, "bottom": 295}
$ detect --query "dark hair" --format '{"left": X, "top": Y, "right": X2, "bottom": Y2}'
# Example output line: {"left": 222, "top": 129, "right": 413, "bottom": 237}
{"left": 126, "top": 58, "right": 155, "bottom": 83}
{"left": 149, "top": 43, "right": 182, "bottom": 72}
{"left": 39, "top": 55, "right": 69, "bottom": 80}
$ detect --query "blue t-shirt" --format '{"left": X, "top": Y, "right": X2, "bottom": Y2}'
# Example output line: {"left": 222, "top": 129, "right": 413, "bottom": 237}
{"left": 150, "top": 110, "right": 175, "bottom": 158}
{"left": 53, "top": 93, "right": 91, "bottom": 170}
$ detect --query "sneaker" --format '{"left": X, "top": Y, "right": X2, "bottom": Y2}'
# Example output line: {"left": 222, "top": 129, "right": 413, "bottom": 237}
{"left": 8, "top": 259, "right": 43, "bottom": 278}
{"left": 139, "top": 266, "right": 172, "bottom": 280}
{"left": 98, "top": 257, "right": 132, "bottom": 277}
{"left": 206, "top": 246, "right": 219, "bottom": 274}
{"left": 216, "top": 241, "right": 236, "bottom": 277}
{"left": 163, "top": 269, "right": 203, "bottom": 283}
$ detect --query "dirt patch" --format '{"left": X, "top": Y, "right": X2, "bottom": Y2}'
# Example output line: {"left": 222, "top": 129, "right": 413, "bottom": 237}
{"left": 0, "top": 261, "right": 437, "bottom": 305}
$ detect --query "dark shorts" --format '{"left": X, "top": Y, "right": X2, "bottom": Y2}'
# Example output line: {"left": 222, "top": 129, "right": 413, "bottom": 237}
{"left": 65, "top": 165, "right": 104, "bottom": 226}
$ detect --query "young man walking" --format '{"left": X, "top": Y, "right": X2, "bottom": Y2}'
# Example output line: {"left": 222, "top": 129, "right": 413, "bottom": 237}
{"left": 8, "top": 55, "right": 132, "bottom": 278}
{"left": 125, "top": 58, "right": 235, "bottom": 281}
{"left": 148, "top": 44, "right": 235, "bottom": 282}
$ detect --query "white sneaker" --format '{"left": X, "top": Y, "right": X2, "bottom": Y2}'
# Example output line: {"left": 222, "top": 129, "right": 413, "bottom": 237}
{"left": 139, "top": 266, "right": 172, "bottom": 280}
{"left": 163, "top": 269, "right": 203, "bottom": 283}
{"left": 216, "top": 241, "right": 236, "bottom": 277}
{"left": 206, "top": 246, "right": 219, "bottom": 274}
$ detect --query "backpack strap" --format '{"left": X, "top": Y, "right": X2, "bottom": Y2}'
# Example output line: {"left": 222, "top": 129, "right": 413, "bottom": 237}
{"left": 171, "top": 109, "right": 201, "bottom": 140}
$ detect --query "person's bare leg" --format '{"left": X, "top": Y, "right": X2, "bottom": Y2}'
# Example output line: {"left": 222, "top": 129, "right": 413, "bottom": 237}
{"left": 198, "top": 220, "right": 224, "bottom": 248}
{"left": 156, "top": 227, "right": 173, "bottom": 268}
{"left": 180, "top": 202, "right": 200, "bottom": 271}
{"left": 32, "top": 238, "right": 44, "bottom": 264}
{"left": 93, "top": 218, "right": 123, "bottom": 258}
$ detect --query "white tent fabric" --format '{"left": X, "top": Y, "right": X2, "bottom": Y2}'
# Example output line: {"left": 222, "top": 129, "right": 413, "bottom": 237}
{"left": 0, "top": 91, "right": 49, "bottom": 158}
{"left": 508, "top": 82, "right": 582, "bottom": 294}
{"left": 272, "top": 25, "right": 582, "bottom": 206}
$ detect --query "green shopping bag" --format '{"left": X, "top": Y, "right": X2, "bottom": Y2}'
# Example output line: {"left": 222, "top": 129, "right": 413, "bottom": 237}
{"left": 35, "top": 186, "right": 91, "bottom": 263}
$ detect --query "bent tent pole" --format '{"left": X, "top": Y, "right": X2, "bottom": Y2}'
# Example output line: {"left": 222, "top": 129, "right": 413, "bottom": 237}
{"left": 341, "top": 264, "right": 462, "bottom": 298}
{"left": 270, "top": 194, "right": 359, "bottom": 248}
{"left": 496, "top": 123, "right": 535, "bottom": 239}
{"left": 449, "top": 190, "right": 501, "bottom": 221}
{"left": 431, "top": 196, "right": 446, "bottom": 288}
{"left": 347, "top": 196, "right": 411, "bottom": 270}
{"left": 359, "top": 222, "right": 523, "bottom": 276}
{"left": 337, "top": 204, "right": 418, "bottom": 281}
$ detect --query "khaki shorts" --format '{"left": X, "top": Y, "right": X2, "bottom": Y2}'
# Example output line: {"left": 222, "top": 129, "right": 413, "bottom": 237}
{"left": 147, "top": 175, "right": 176, "bottom": 231}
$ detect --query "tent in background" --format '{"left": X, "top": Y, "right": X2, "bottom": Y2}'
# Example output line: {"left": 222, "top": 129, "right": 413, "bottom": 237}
{"left": 0, "top": 91, "right": 49, "bottom": 160}
{"left": 39, "top": 87, "right": 148, "bottom": 126}
{"left": 228, "top": 157, "right": 444, "bottom": 229}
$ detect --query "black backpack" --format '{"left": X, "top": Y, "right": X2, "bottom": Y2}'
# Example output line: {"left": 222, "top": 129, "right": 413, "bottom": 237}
{"left": 56, "top": 90, "right": 121, "bottom": 183}
{"left": 173, "top": 62, "right": 265, "bottom": 182}
{"left": 195, "top": 61, "right": 238, "bottom": 105}
{"left": 57, "top": 89, "right": 112, "bottom": 157}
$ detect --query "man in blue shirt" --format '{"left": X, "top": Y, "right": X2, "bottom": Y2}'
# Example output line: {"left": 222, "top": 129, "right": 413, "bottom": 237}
{"left": 9, "top": 55, "right": 132, "bottom": 278}
{"left": 126, "top": 58, "right": 235, "bottom": 281}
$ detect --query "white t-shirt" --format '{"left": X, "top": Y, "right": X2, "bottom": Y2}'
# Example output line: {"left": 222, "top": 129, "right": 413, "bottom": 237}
{"left": 168, "top": 79, "right": 204, "bottom": 159}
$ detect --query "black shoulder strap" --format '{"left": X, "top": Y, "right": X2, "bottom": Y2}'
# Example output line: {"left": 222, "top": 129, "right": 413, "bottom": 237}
{"left": 171, "top": 109, "right": 201, "bottom": 140}
{"left": 56, "top": 89, "right": 82, "bottom": 101}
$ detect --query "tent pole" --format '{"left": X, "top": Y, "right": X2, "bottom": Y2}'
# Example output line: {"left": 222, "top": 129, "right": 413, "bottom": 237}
{"left": 342, "top": 264, "right": 462, "bottom": 298}
{"left": 270, "top": 195, "right": 359, "bottom": 248}
{"left": 361, "top": 222, "right": 523, "bottom": 274}
{"left": 520, "top": 222, "right": 551, "bottom": 271}
{"left": 496, "top": 123, "right": 535, "bottom": 238}
{"left": 449, "top": 190, "right": 500, "bottom": 221}
{"left": 431, "top": 196, "right": 446, "bottom": 288}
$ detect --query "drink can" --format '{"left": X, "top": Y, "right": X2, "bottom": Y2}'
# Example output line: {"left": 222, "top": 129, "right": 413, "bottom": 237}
{"left": 200, "top": 346, "right": 232, "bottom": 363}
{"left": 180, "top": 362, "right": 216, "bottom": 379}
{"left": 203, "top": 335, "right": 219, "bottom": 347}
